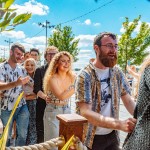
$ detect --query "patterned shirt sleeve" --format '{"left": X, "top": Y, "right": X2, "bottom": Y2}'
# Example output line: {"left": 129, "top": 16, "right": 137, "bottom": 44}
{"left": 75, "top": 70, "right": 92, "bottom": 104}
{"left": 117, "top": 67, "right": 131, "bottom": 96}
{"left": 0, "top": 64, "right": 5, "bottom": 82}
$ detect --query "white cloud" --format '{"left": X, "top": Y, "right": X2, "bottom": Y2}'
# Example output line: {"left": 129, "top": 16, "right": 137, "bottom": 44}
{"left": 35, "top": 45, "right": 45, "bottom": 52}
{"left": 76, "top": 34, "right": 95, "bottom": 48}
{"left": 0, "top": 45, "right": 7, "bottom": 49}
{"left": 120, "top": 27, "right": 125, "bottom": 33}
{"left": 51, "top": 29, "right": 59, "bottom": 33}
{"left": 73, "top": 49, "right": 94, "bottom": 69}
{"left": 0, "top": 45, "right": 10, "bottom": 58}
{"left": 23, "top": 36, "right": 45, "bottom": 45}
{"left": 1, "top": 31, "right": 26, "bottom": 39}
{"left": 93, "top": 23, "right": 100, "bottom": 26}
{"left": 15, "top": 43, "right": 44, "bottom": 51}
{"left": 12, "top": 0, "right": 49, "bottom": 16}
{"left": 84, "top": 19, "right": 91, "bottom": 25}
{"left": 79, "top": 49, "right": 92, "bottom": 54}
{"left": 134, "top": 21, "right": 141, "bottom": 33}
{"left": 117, "top": 35, "right": 121, "bottom": 40}
{"left": 78, "top": 19, "right": 100, "bottom": 27}
{"left": 20, "top": 43, "right": 34, "bottom": 51}
{"left": 32, "top": 22, "right": 39, "bottom": 27}
{"left": 16, "top": 43, "right": 45, "bottom": 53}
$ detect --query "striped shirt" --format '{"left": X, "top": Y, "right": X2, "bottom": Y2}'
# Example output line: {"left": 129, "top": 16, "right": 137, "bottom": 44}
{"left": 75, "top": 60, "right": 130, "bottom": 149}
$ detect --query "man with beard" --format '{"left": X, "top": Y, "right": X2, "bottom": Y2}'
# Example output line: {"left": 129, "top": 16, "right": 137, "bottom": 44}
{"left": 75, "top": 32, "right": 137, "bottom": 150}
{"left": 33, "top": 46, "right": 58, "bottom": 143}
{"left": 0, "top": 43, "right": 29, "bottom": 146}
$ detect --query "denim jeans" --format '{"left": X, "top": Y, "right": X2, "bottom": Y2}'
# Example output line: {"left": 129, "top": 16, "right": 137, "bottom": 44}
{"left": 1, "top": 104, "right": 29, "bottom": 146}
{"left": 44, "top": 104, "right": 71, "bottom": 142}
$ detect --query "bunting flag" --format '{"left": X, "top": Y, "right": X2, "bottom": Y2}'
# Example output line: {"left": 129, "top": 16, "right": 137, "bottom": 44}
{"left": 0, "top": 92, "right": 24, "bottom": 150}
{"left": 61, "top": 135, "right": 74, "bottom": 150}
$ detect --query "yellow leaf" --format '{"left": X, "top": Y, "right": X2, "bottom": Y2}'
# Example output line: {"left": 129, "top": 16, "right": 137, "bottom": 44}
{"left": 0, "top": 92, "right": 24, "bottom": 149}
{"left": 4, "top": 0, "right": 15, "bottom": 9}
{"left": 61, "top": 135, "right": 74, "bottom": 150}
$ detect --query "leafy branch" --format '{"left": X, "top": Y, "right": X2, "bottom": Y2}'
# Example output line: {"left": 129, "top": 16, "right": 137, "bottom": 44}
{"left": 0, "top": 0, "right": 32, "bottom": 32}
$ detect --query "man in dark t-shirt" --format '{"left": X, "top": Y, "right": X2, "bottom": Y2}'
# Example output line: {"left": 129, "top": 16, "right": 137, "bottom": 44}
{"left": 33, "top": 46, "right": 58, "bottom": 143}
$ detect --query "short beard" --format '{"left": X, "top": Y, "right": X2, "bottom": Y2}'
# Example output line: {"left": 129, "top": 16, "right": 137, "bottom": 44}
{"left": 11, "top": 54, "right": 17, "bottom": 63}
{"left": 99, "top": 55, "right": 117, "bottom": 68}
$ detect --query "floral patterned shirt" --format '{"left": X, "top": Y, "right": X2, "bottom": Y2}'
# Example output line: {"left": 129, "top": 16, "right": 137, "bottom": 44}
{"left": 75, "top": 60, "right": 130, "bottom": 149}
{"left": 0, "top": 61, "right": 27, "bottom": 110}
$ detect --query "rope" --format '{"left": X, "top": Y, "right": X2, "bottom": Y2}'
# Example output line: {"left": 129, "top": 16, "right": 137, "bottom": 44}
{"left": 5, "top": 136, "right": 65, "bottom": 150}
{"left": 5, "top": 136, "right": 88, "bottom": 150}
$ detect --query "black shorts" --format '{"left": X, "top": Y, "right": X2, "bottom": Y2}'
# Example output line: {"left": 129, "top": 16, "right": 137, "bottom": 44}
{"left": 88, "top": 130, "right": 121, "bottom": 150}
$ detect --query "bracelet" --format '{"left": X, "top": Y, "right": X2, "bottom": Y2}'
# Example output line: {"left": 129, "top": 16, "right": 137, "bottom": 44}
{"left": 69, "top": 85, "right": 75, "bottom": 90}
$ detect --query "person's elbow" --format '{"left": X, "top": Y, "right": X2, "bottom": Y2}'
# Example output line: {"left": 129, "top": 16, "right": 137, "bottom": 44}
{"left": 78, "top": 102, "right": 91, "bottom": 118}
{"left": 80, "top": 108, "right": 88, "bottom": 117}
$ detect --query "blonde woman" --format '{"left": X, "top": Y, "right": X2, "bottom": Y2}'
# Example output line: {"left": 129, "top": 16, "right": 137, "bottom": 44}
{"left": 23, "top": 58, "right": 37, "bottom": 145}
{"left": 123, "top": 55, "right": 150, "bottom": 150}
{"left": 43, "top": 51, "right": 76, "bottom": 142}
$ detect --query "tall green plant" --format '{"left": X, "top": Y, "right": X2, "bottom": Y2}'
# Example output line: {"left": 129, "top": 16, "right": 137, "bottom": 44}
{"left": 0, "top": 0, "right": 31, "bottom": 32}
{"left": 48, "top": 25, "right": 80, "bottom": 62}
{"left": 118, "top": 15, "right": 150, "bottom": 73}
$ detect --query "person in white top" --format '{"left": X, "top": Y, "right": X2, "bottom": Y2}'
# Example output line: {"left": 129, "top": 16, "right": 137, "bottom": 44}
{"left": 75, "top": 32, "right": 137, "bottom": 150}
{"left": 0, "top": 43, "right": 30, "bottom": 147}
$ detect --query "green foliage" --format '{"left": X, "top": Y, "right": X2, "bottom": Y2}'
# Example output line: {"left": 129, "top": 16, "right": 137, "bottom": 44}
{"left": 0, "top": 0, "right": 31, "bottom": 32}
{"left": 48, "top": 25, "right": 80, "bottom": 62}
{"left": 4, "top": 0, "right": 14, "bottom": 9}
{"left": 118, "top": 15, "right": 150, "bottom": 73}
{"left": 0, "top": 57, "right": 5, "bottom": 62}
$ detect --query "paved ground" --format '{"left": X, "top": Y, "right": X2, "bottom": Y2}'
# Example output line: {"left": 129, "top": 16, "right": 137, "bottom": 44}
{"left": 119, "top": 102, "right": 132, "bottom": 146}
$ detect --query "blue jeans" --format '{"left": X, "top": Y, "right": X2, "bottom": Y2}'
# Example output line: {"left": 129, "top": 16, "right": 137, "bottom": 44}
{"left": 1, "top": 104, "right": 29, "bottom": 146}
{"left": 44, "top": 104, "right": 71, "bottom": 141}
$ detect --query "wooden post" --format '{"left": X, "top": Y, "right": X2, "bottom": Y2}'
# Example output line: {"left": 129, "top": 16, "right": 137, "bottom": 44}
{"left": 57, "top": 114, "right": 87, "bottom": 150}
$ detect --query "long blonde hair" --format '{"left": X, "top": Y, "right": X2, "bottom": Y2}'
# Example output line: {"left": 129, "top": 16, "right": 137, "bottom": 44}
{"left": 43, "top": 51, "right": 74, "bottom": 94}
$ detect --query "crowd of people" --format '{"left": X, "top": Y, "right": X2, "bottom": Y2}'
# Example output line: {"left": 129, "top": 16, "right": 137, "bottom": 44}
{"left": 0, "top": 44, "right": 75, "bottom": 148}
{"left": 0, "top": 31, "right": 150, "bottom": 150}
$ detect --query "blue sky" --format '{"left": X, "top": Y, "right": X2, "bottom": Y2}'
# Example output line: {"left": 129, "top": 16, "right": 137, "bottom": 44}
{"left": 0, "top": 0, "right": 150, "bottom": 68}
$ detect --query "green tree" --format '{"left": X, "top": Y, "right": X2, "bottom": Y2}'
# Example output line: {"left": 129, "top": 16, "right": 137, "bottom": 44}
{"left": 48, "top": 25, "right": 80, "bottom": 62}
{"left": 0, "top": 0, "right": 31, "bottom": 32}
{"left": 118, "top": 15, "right": 150, "bottom": 73}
